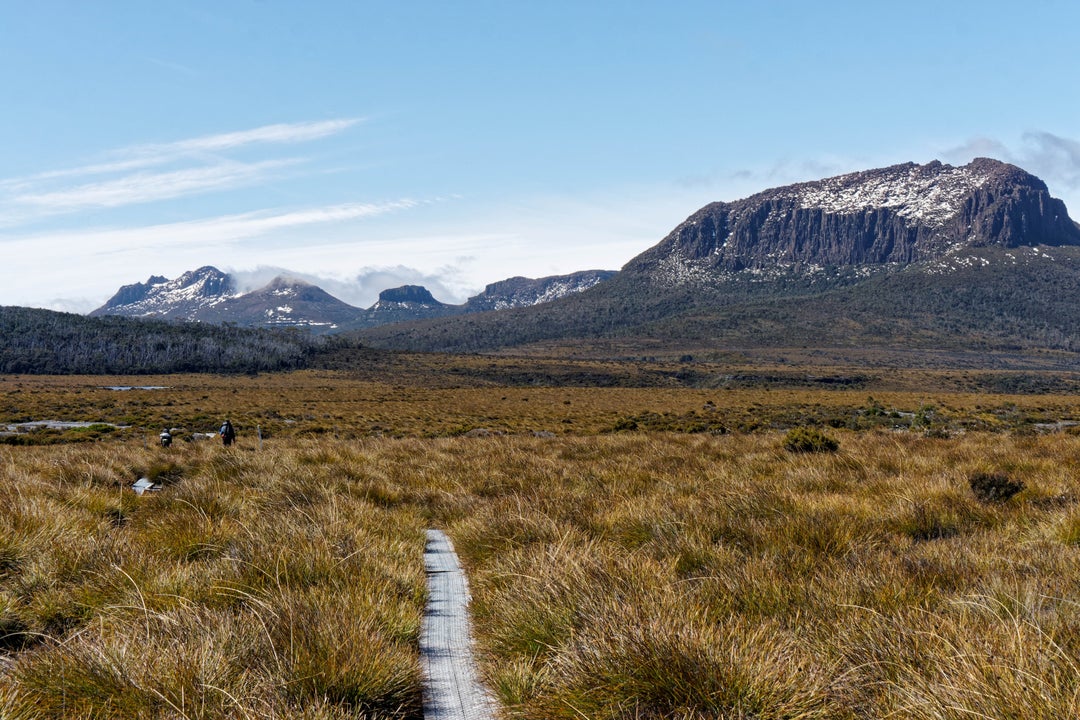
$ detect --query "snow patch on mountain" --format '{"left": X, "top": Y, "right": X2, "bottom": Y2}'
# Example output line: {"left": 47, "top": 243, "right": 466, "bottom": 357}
{"left": 371, "top": 300, "right": 437, "bottom": 311}
{"left": 789, "top": 163, "right": 993, "bottom": 227}
{"left": 656, "top": 250, "right": 712, "bottom": 286}
{"left": 489, "top": 275, "right": 610, "bottom": 310}
{"left": 91, "top": 266, "right": 237, "bottom": 320}
{"left": 924, "top": 245, "right": 1060, "bottom": 276}
{"left": 465, "top": 271, "right": 616, "bottom": 312}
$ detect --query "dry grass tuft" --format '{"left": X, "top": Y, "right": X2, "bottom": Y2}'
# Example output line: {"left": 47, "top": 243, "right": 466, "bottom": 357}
{"left": 2, "top": 373, "right": 1080, "bottom": 717}
{"left": 0, "top": 439, "right": 428, "bottom": 719}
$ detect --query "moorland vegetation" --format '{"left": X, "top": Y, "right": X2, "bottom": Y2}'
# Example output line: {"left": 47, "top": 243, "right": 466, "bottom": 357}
{"left": 0, "top": 370, "right": 1079, "bottom": 718}
{"left": 0, "top": 307, "right": 332, "bottom": 375}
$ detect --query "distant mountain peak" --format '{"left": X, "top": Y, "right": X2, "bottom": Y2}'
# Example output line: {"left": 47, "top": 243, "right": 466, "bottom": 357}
{"left": 91, "top": 266, "right": 236, "bottom": 319}
{"left": 265, "top": 275, "right": 313, "bottom": 289}
{"left": 92, "top": 268, "right": 615, "bottom": 334}
{"left": 464, "top": 270, "right": 617, "bottom": 312}
{"left": 375, "top": 285, "right": 442, "bottom": 306}
{"left": 356, "top": 158, "right": 1080, "bottom": 356}
{"left": 630, "top": 157, "right": 1080, "bottom": 288}
{"left": 255, "top": 275, "right": 320, "bottom": 300}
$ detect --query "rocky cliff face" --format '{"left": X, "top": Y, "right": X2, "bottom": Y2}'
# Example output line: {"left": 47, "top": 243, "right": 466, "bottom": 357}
{"left": 354, "top": 285, "right": 457, "bottom": 328}
{"left": 356, "top": 157, "right": 1080, "bottom": 355}
{"left": 373, "top": 285, "right": 443, "bottom": 307}
{"left": 627, "top": 158, "right": 1080, "bottom": 287}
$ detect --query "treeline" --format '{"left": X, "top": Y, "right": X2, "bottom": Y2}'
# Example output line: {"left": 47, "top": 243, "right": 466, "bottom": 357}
{"left": 355, "top": 246, "right": 1080, "bottom": 357}
{"left": 0, "top": 307, "right": 341, "bottom": 374}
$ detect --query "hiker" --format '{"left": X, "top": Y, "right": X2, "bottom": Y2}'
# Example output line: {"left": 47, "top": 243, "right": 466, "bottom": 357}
{"left": 159, "top": 428, "right": 172, "bottom": 447}
{"left": 219, "top": 420, "right": 236, "bottom": 447}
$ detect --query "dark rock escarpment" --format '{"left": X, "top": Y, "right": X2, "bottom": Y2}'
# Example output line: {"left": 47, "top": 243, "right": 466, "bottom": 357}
{"left": 626, "top": 158, "right": 1080, "bottom": 282}
{"left": 377, "top": 285, "right": 442, "bottom": 305}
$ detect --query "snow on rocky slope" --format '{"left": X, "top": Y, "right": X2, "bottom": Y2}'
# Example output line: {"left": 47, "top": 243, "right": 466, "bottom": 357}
{"left": 627, "top": 158, "right": 1080, "bottom": 289}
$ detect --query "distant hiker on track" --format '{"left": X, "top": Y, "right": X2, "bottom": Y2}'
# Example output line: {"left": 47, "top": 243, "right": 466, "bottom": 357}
{"left": 219, "top": 420, "right": 236, "bottom": 447}
{"left": 159, "top": 428, "right": 172, "bottom": 447}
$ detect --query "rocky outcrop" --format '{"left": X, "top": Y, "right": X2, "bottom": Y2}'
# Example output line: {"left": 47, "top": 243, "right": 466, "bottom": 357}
{"left": 348, "top": 285, "right": 457, "bottom": 329}
{"left": 375, "top": 285, "right": 442, "bottom": 306}
{"left": 343, "top": 273, "right": 619, "bottom": 331}
{"left": 627, "top": 158, "right": 1080, "bottom": 285}
{"left": 94, "top": 275, "right": 168, "bottom": 309}
{"left": 90, "top": 267, "right": 234, "bottom": 318}
{"left": 464, "top": 270, "right": 616, "bottom": 312}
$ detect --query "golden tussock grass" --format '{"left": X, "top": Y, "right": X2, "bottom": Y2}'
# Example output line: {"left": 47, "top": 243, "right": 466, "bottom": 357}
{"left": 0, "top": 439, "right": 427, "bottom": 719}
{"left": 438, "top": 432, "right": 1080, "bottom": 719}
{"left": 0, "top": 370, "right": 1079, "bottom": 717}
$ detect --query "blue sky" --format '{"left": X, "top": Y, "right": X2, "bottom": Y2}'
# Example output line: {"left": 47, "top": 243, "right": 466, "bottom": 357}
{"left": 2, "top": 0, "right": 1078, "bottom": 311}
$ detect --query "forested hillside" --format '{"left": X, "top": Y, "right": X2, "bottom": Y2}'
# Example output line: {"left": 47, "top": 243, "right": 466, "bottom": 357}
{"left": 0, "top": 307, "right": 332, "bottom": 374}
{"left": 355, "top": 245, "right": 1080, "bottom": 360}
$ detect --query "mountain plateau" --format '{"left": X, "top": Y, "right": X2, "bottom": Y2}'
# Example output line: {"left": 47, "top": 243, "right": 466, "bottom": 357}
{"left": 356, "top": 158, "right": 1080, "bottom": 364}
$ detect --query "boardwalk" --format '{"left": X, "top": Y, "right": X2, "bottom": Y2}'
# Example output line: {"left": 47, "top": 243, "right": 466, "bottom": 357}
{"left": 420, "top": 529, "right": 499, "bottom": 720}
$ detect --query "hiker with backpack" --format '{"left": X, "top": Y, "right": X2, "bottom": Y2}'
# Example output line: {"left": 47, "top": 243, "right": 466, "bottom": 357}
{"left": 219, "top": 420, "right": 236, "bottom": 447}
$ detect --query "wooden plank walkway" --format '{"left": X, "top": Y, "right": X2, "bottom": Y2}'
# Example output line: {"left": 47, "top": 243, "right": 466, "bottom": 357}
{"left": 420, "top": 529, "right": 499, "bottom": 720}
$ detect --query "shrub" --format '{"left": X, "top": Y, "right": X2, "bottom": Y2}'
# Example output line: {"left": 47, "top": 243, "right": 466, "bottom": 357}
{"left": 783, "top": 427, "right": 839, "bottom": 453}
{"left": 968, "top": 471, "right": 1024, "bottom": 503}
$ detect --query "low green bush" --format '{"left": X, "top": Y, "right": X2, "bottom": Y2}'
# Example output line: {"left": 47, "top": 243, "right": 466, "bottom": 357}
{"left": 783, "top": 427, "right": 839, "bottom": 453}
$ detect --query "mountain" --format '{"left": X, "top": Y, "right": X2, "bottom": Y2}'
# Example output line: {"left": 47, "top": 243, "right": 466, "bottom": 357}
{"left": 90, "top": 266, "right": 235, "bottom": 320}
{"left": 193, "top": 276, "right": 364, "bottom": 331}
{"left": 355, "top": 158, "right": 1080, "bottom": 361}
{"left": 91, "top": 268, "right": 356, "bottom": 331}
{"left": 352, "top": 285, "right": 459, "bottom": 328}
{"left": 626, "top": 157, "right": 1080, "bottom": 284}
{"left": 338, "top": 273, "right": 617, "bottom": 330}
{"left": 463, "top": 270, "right": 617, "bottom": 312}
{"left": 92, "top": 268, "right": 616, "bottom": 333}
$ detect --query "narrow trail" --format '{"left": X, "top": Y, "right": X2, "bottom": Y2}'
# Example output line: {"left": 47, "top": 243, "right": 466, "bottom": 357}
{"left": 421, "top": 529, "right": 499, "bottom": 720}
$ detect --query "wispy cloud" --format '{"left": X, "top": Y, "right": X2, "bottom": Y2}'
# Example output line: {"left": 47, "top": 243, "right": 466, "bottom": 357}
{"left": 941, "top": 130, "right": 1080, "bottom": 212}
{"left": 165, "top": 118, "right": 361, "bottom": 153}
{"left": 12, "top": 159, "right": 300, "bottom": 211}
{"left": 0, "top": 118, "right": 362, "bottom": 222}
{"left": 0, "top": 199, "right": 418, "bottom": 252}
{"left": 1019, "top": 131, "right": 1080, "bottom": 189}
{"left": 0, "top": 198, "right": 425, "bottom": 313}
{"left": 14, "top": 118, "right": 362, "bottom": 184}
{"left": 942, "top": 131, "right": 1080, "bottom": 187}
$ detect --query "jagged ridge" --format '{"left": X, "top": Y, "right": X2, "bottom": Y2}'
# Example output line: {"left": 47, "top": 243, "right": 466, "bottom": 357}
{"left": 91, "top": 268, "right": 615, "bottom": 333}
{"left": 90, "top": 267, "right": 235, "bottom": 319}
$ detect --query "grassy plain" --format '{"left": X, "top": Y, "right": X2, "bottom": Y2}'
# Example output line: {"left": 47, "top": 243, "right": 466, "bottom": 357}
{"left": 1, "top": 355, "right": 1080, "bottom": 718}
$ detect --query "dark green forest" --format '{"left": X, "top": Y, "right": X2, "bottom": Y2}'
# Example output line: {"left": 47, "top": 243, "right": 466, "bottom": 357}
{"left": 355, "top": 246, "right": 1080, "bottom": 359}
{"left": 5, "top": 243, "right": 1080, "bottom": 375}
{"left": 0, "top": 307, "right": 336, "bottom": 374}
